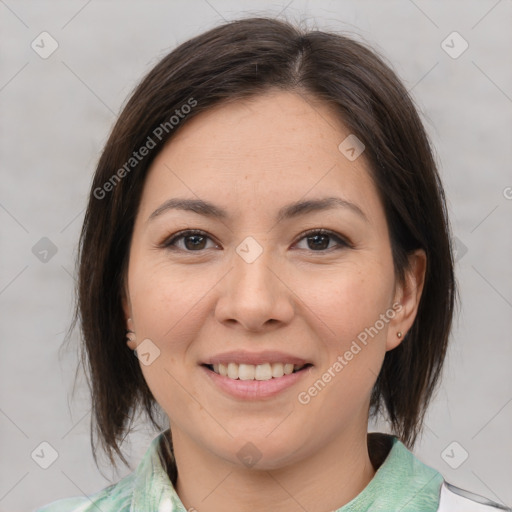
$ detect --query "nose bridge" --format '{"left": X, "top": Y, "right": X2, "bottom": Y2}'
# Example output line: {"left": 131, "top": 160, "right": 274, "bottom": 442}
{"left": 215, "top": 234, "right": 294, "bottom": 330}
{"left": 232, "top": 234, "right": 277, "bottom": 300}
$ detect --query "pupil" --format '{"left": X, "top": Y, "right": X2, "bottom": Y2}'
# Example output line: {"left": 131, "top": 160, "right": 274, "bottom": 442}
{"left": 183, "top": 234, "right": 330, "bottom": 251}
{"left": 309, "top": 234, "right": 329, "bottom": 250}
{"left": 185, "top": 235, "right": 205, "bottom": 250}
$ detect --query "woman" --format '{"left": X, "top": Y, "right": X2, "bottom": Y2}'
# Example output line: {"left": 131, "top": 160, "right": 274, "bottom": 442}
{"left": 35, "top": 16, "right": 510, "bottom": 512}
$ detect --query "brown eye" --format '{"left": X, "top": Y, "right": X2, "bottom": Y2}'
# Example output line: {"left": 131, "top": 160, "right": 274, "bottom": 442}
{"left": 294, "top": 229, "right": 350, "bottom": 252}
{"left": 162, "top": 230, "right": 217, "bottom": 251}
{"left": 161, "top": 228, "right": 350, "bottom": 254}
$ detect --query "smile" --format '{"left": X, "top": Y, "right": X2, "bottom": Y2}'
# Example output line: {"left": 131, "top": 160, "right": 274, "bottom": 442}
{"left": 201, "top": 363, "right": 313, "bottom": 400}
{"left": 204, "top": 362, "right": 311, "bottom": 381}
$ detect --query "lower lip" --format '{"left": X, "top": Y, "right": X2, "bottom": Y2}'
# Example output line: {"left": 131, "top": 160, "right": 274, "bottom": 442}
{"left": 201, "top": 365, "right": 311, "bottom": 400}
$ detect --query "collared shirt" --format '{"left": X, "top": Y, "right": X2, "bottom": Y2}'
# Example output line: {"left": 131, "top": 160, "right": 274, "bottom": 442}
{"left": 34, "top": 430, "right": 509, "bottom": 512}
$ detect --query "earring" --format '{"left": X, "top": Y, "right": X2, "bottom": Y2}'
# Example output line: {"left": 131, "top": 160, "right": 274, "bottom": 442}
{"left": 126, "top": 318, "right": 136, "bottom": 349}
{"left": 397, "top": 331, "right": 403, "bottom": 338}
{"left": 126, "top": 330, "right": 136, "bottom": 349}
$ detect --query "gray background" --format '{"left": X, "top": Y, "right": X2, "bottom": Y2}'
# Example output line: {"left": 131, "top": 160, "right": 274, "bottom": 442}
{"left": 1, "top": 1, "right": 511, "bottom": 511}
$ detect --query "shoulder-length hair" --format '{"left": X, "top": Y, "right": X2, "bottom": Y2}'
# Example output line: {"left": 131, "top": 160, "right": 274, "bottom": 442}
{"left": 69, "top": 16, "right": 456, "bottom": 469}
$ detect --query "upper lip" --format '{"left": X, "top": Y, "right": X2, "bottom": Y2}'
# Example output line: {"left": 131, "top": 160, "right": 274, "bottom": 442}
{"left": 202, "top": 350, "right": 312, "bottom": 366}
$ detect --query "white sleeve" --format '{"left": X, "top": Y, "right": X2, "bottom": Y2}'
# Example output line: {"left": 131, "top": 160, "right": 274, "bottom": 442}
{"left": 437, "top": 481, "right": 512, "bottom": 512}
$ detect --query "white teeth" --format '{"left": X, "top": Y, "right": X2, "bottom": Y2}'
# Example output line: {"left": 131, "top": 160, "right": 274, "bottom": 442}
{"left": 209, "top": 362, "right": 305, "bottom": 380}
{"left": 284, "top": 363, "right": 294, "bottom": 375}
{"left": 271, "top": 362, "right": 284, "bottom": 378}
{"left": 255, "top": 363, "right": 272, "bottom": 380}
{"left": 238, "top": 364, "right": 255, "bottom": 380}
{"left": 227, "top": 362, "right": 238, "bottom": 379}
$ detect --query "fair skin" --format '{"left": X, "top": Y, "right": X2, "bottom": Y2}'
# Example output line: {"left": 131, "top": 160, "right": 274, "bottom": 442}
{"left": 123, "top": 90, "right": 426, "bottom": 512}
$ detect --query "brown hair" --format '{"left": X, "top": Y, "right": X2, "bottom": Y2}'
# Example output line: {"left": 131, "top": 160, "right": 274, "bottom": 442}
{"left": 67, "top": 16, "right": 456, "bottom": 471}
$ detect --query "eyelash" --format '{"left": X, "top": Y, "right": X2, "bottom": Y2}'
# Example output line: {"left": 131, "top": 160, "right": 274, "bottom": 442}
{"left": 160, "top": 228, "right": 352, "bottom": 254}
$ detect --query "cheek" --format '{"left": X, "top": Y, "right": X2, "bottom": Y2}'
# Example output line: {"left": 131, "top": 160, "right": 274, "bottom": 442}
{"left": 297, "top": 262, "right": 394, "bottom": 396}
{"left": 127, "top": 258, "right": 208, "bottom": 419}
{"left": 303, "top": 263, "right": 394, "bottom": 342}
{"left": 128, "top": 254, "right": 208, "bottom": 345}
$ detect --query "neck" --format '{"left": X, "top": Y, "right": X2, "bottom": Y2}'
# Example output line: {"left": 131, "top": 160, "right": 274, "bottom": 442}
{"left": 171, "top": 426, "right": 376, "bottom": 512}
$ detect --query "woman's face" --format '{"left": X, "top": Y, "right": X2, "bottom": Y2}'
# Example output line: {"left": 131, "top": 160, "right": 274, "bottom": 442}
{"left": 124, "top": 90, "right": 424, "bottom": 470}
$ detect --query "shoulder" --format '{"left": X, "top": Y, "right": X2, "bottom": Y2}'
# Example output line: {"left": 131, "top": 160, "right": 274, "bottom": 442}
{"left": 34, "top": 496, "right": 88, "bottom": 512}
{"left": 33, "top": 472, "right": 135, "bottom": 512}
{"left": 437, "top": 481, "right": 512, "bottom": 512}
{"left": 367, "top": 433, "right": 511, "bottom": 512}
{"left": 34, "top": 430, "right": 173, "bottom": 512}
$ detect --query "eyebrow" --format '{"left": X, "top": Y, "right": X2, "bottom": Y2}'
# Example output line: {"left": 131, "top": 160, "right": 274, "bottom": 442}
{"left": 147, "top": 196, "right": 368, "bottom": 224}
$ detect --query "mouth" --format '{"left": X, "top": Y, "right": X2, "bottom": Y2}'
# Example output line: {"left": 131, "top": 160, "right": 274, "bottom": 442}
{"left": 202, "top": 362, "right": 313, "bottom": 381}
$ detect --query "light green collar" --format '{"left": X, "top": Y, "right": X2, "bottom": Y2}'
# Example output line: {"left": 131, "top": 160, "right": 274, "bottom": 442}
{"left": 337, "top": 435, "right": 443, "bottom": 511}
{"left": 130, "top": 431, "right": 443, "bottom": 512}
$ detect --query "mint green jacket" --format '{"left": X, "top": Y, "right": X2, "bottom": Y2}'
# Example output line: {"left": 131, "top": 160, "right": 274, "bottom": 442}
{"left": 34, "top": 430, "right": 510, "bottom": 512}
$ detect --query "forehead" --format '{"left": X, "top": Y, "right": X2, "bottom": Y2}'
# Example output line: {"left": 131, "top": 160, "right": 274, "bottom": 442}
{"left": 138, "top": 90, "right": 382, "bottom": 225}
{"left": 165, "top": 90, "right": 349, "bottom": 165}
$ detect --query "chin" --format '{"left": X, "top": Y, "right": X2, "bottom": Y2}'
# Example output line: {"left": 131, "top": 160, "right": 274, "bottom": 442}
{"left": 214, "top": 434, "right": 305, "bottom": 471}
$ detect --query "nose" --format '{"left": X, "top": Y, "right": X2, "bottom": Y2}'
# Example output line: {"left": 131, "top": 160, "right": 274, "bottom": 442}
{"left": 214, "top": 241, "right": 295, "bottom": 332}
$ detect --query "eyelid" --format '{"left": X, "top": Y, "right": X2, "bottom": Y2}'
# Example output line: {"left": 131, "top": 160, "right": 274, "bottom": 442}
{"left": 159, "top": 229, "right": 218, "bottom": 250}
{"left": 160, "top": 228, "right": 352, "bottom": 252}
{"left": 292, "top": 228, "right": 352, "bottom": 250}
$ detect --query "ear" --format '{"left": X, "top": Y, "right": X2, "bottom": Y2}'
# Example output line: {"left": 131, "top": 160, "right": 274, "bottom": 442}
{"left": 386, "top": 249, "right": 427, "bottom": 351}
{"left": 121, "top": 281, "right": 137, "bottom": 350}
{"left": 121, "top": 277, "right": 131, "bottom": 321}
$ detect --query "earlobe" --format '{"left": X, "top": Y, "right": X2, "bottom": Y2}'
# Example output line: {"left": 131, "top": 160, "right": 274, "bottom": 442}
{"left": 386, "top": 329, "right": 404, "bottom": 352}
{"left": 386, "top": 249, "right": 427, "bottom": 351}
{"left": 126, "top": 317, "right": 137, "bottom": 350}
